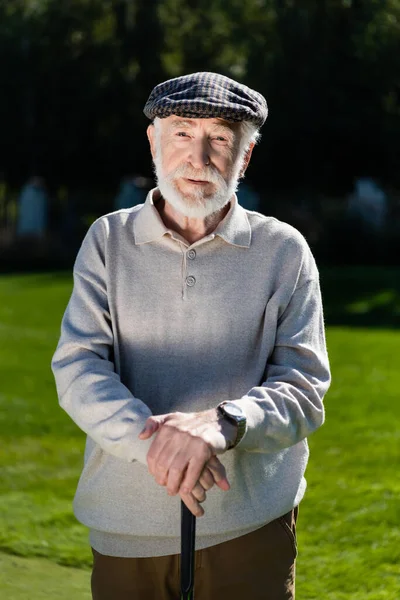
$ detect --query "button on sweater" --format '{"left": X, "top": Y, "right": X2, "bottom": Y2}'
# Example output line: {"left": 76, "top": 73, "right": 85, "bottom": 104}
{"left": 51, "top": 189, "right": 331, "bottom": 557}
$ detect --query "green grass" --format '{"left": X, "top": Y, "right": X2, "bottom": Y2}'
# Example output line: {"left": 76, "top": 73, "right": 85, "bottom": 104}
{"left": 0, "top": 273, "right": 91, "bottom": 568}
{"left": 0, "top": 270, "right": 399, "bottom": 599}
{"left": 320, "top": 266, "right": 400, "bottom": 328}
{"left": 297, "top": 327, "right": 400, "bottom": 598}
{"left": 0, "top": 553, "right": 90, "bottom": 600}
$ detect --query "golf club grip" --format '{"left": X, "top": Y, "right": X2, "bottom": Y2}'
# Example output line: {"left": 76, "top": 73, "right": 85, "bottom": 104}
{"left": 180, "top": 501, "right": 196, "bottom": 599}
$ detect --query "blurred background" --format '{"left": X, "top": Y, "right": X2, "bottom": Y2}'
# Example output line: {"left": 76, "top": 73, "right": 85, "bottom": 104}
{"left": 0, "top": 2, "right": 399, "bottom": 599}
{"left": 1, "top": 0, "right": 400, "bottom": 270}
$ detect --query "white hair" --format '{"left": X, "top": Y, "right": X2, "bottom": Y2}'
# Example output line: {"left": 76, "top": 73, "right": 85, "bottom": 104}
{"left": 239, "top": 121, "right": 261, "bottom": 157}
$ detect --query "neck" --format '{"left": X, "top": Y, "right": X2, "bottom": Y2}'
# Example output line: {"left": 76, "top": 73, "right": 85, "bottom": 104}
{"left": 155, "top": 194, "right": 231, "bottom": 244}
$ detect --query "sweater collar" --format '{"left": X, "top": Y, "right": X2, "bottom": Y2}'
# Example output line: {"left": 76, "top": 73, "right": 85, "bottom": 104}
{"left": 133, "top": 188, "right": 251, "bottom": 248}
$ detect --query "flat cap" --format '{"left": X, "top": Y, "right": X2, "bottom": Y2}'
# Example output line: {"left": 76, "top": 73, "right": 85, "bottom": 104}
{"left": 143, "top": 72, "right": 268, "bottom": 128}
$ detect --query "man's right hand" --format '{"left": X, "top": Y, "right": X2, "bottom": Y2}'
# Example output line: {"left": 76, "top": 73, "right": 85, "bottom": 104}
{"left": 178, "top": 455, "right": 230, "bottom": 517}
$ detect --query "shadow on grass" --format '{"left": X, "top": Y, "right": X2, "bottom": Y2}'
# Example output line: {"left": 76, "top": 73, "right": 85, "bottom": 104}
{"left": 320, "top": 267, "right": 400, "bottom": 328}
{"left": 1, "top": 266, "right": 400, "bottom": 328}
{"left": 46, "top": 265, "right": 399, "bottom": 328}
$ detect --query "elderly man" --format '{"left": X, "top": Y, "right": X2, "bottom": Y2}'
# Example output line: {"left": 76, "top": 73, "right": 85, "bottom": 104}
{"left": 52, "top": 72, "right": 331, "bottom": 600}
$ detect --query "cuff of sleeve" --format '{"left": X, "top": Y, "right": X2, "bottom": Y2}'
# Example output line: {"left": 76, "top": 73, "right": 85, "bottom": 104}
{"left": 106, "top": 411, "right": 153, "bottom": 466}
{"left": 128, "top": 411, "right": 153, "bottom": 465}
{"left": 133, "top": 435, "right": 153, "bottom": 465}
{"left": 230, "top": 397, "right": 265, "bottom": 451}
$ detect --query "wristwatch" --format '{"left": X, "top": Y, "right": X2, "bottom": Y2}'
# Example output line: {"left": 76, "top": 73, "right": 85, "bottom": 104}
{"left": 217, "top": 401, "right": 247, "bottom": 449}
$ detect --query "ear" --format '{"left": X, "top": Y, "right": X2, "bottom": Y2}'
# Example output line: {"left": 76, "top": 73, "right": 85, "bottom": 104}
{"left": 239, "top": 142, "right": 255, "bottom": 178}
{"left": 147, "top": 124, "right": 157, "bottom": 160}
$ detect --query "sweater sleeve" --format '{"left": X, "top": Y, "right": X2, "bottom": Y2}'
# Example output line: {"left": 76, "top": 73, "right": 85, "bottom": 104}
{"left": 233, "top": 276, "right": 331, "bottom": 453}
{"left": 51, "top": 219, "right": 153, "bottom": 465}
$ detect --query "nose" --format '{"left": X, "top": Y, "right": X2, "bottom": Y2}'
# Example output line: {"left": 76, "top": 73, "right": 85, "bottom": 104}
{"left": 187, "top": 137, "right": 210, "bottom": 169}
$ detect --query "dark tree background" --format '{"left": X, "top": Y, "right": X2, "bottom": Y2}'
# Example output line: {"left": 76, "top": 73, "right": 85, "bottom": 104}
{"left": 0, "top": 0, "right": 399, "bottom": 267}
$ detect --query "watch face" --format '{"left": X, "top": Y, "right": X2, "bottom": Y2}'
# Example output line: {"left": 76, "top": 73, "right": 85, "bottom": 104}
{"left": 222, "top": 402, "right": 244, "bottom": 418}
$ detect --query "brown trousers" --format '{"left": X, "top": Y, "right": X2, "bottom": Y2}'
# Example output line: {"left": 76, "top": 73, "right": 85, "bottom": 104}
{"left": 91, "top": 506, "right": 298, "bottom": 600}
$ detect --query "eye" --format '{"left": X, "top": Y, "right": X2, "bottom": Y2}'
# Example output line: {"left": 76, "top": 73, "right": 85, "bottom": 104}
{"left": 211, "top": 135, "right": 231, "bottom": 145}
{"left": 176, "top": 131, "right": 189, "bottom": 138}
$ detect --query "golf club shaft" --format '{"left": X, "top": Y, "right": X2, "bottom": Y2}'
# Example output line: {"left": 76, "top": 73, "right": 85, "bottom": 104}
{"left": 180, "top": 501, "right": 196, "bottom": 600}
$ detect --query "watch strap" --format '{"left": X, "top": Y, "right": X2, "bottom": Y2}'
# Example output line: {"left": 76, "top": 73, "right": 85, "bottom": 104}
{"left": 217, "top": 402, "right": 247, "bottom": 449}
{"left": 233, "top": 416, "right": 247, "bottom": 448}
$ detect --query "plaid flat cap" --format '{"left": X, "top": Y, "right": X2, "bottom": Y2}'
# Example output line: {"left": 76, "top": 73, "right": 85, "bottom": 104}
{"left": 143, "top": 72, "right": 268, "bottom": 128}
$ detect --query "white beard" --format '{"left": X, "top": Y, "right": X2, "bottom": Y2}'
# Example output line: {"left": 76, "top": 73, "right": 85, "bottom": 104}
{"left": 153, "top": 147, "right": 244, "bottom": 219}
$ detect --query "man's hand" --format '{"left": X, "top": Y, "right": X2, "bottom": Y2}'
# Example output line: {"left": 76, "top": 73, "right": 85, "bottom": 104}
{"left": 180, "top": 456, "right": 230, "bottom": 517}
{"left": 138, "top": 409, "right": 236, "bottom": 497}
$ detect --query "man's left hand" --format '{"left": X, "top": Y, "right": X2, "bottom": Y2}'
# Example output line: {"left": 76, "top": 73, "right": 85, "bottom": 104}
{"left": 179, "top": 455, "right": 230, "bottom": 517}
{"left": 138, "top": 409, "right": 237, "bottom": 496}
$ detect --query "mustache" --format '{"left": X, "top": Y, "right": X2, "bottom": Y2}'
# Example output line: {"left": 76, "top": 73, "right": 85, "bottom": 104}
{"left": 165, "top": 163, "right": 226, "bottom": 186}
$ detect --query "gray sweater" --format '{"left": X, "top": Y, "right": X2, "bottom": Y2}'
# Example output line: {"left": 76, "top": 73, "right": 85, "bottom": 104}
{"left": 51, "top": 190, "right": 331, "bottom": 557}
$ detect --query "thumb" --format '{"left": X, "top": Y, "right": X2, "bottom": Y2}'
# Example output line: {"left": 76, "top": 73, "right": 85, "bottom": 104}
{"left": 207, "top": 456, "right": 230, "bottom": 491}
{"left": 138, "top": 416, "right": 163, "bottom": 439}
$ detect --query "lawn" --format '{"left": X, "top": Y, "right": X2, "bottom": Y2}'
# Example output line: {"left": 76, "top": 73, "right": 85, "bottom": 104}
{"left": 0, "top": 269, "right": 399, "bottom": 599}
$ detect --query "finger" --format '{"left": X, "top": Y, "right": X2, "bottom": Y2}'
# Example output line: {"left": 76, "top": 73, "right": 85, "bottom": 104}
{"left": 139, "top": 416, "right": 163, "bottom": 439}
{"left": 153, "top": 440, "right": 183, "bottom": 488}
{"left": 191, "top": 482, "right": 207, "bottom": 503}
{"left": 180, "top": 491, "right": 204, "bottom": 518}
{"left": 180, "top": 448, "right": 211, "bottom": 495}
{"left": 206, "top": 456, "right": 230, "bottom": 491}
{"left": 146, "top": 428, "right": 176, "bottom": 479}
{"left": 199, "top": 467, "right": 214, "bottom": 491}
{"left": 165, "top": 451, "right": 191, "bottom": 495}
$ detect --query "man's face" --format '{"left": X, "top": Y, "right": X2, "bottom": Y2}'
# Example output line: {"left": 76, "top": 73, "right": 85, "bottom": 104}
{"left": 147, "top": 116, "right": 252, "bottom": 218}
